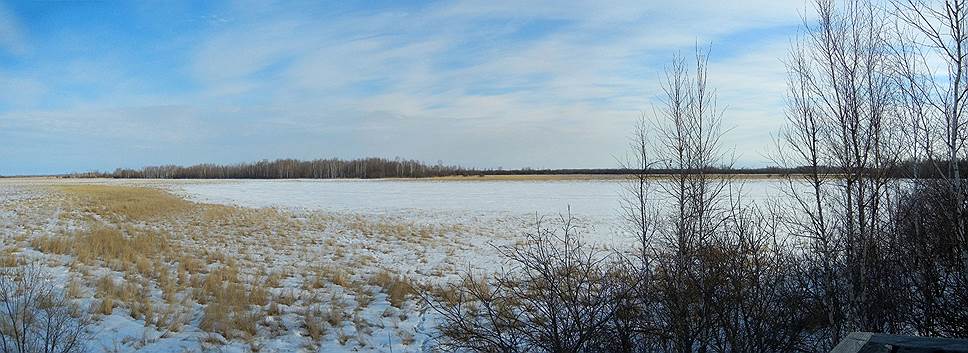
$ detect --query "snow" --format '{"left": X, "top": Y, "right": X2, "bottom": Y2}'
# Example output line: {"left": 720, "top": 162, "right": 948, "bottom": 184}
{"left": 175, "top": 179, "right": 624, "bottom": 217}
{"left": 0, "top": 178, "right": 786, "bottom": 353}
{"left": 171, "top": 178, "right": 785, "bottom": 246}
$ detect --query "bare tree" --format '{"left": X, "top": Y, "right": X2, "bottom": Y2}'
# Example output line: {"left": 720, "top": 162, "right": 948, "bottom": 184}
{"left": 778, "top": 0, "right": 919, "bottom": 348}
{"left": 892, "top": 0, "right": 968, "bottom": 251}
{"left": 888, "top": 0, "right": 968, "bottom": 338}
{"left": 646, "top": 47, "right": 735, "bottom": 353}
{"left": 776, "top": 33, "right": 845, "bottom": 347}
{"left": 620, "top": 114, "right": 661, "bottom": 269}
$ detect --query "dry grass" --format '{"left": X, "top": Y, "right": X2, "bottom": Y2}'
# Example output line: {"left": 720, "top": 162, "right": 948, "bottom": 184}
{"left": 324, "top": 267, "right": 351, "bottom": 288}
{"left": 353, "top": 287, "right": 374, "bottom": 308}
{"left": 158, "top": 268, "right": 178, "bottom": 304}
{"left": 37, "top": 184, "right": 285, "bottom": 337}
{"left": 274, "top": 289, "right": 298, "bottom": 306}
{"left": 199, "top": 301, "right": 262, "bottom": 339}
{"left": 303, "top": 305, "right": 327, "bottom": 341}
{"left": 196, "top": 265, "right": 270, "bottom": 340}
{"left": 12, "top": 182, "right": 451, "bottom": 348}
{"left": 32, "top": 226, "right": 171, "bottom": 275}
{"left": 65, "top": 277, "right": 84, "bottom": 299}
{"left": 342, "top": 217, "right": 462, "bottom": 243}
{"left": 129, "top": 284, "right": 154, "bottom": 321}
{"left": 302, "top": 272, "right": 327, "bottom": 290}
{"left": 264, "top": 271, "right": 287, "bottom": 288}
{"left": 95, "top": 297, "right": 115, "bottom": 316}
{"left": 93, "top": 275, "right": 140, "bottom": 315}
{"left": 30, "top": 236, "right": 71, "bottom": 255}
{"left": 369, "top": 270, "right": 416, "bottom": 308}
{"left": 267, "top": 301, "right": 282, "bottom": 317}
{"left": 0, "top": 247, "right": 20, "bottom": 267}
{"left": 56, "top": 185, "right": 195, "bottom": 222}
{"left": 325, "top": 294, "right": 348, "bottom": 328}
{"left": 431, "top": 284, "right": 461, "bottom": 307}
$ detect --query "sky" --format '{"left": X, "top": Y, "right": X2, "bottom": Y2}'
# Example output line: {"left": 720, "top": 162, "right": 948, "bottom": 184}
{"left": 0, "top": 0, "right": 811, "bottom": 175}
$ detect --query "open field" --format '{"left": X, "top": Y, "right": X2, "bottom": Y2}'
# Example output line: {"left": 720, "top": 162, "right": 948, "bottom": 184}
{"left": 0, "top": 180, "right": 521, "bottom": 352}
{"left": 0, "top": 177, "right": 787, "bottom": 352}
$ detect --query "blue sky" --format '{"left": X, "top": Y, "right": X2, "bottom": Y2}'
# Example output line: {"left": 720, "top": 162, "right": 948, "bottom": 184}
{"left": 0, "top": 0, "right": 808, "bottom": 175}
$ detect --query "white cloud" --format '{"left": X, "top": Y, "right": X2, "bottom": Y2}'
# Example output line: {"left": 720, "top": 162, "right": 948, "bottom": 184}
{"left": 3, "top": 0, "right": 816, "bottom": 172}
{"left": 0, "top": 74, "right": 46, "bottom": 108}
{"left": 0, "top": 2, "right": 25, "bottom": 56}
{"left": 192, "top": 20, "right": 304, "bottom": 82}
{"left": 176, "top": 1, "right": 813, "bottom": 167}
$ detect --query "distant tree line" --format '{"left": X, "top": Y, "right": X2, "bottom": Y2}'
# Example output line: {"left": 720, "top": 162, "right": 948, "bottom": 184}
{"left": 78, "top": 163, "right": 818, "bottom": 179}
{"left": 480, "top": 159, "right": 968, "bottom": 178}
{"left": 73, "top": 160, "right": 968, "bottom": 180}
{"left": 483, "top": 166, "right": 834, "bottom": 176}
{"left": 70, "top": 158, "right": 470, "bottom": 179}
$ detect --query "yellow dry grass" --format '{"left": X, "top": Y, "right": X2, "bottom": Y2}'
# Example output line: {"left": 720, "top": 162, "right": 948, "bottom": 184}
{"left": 19, "top": 182, "right": 436, "bottom": 347}
{"left": 192, "top": 264, "right": 271, "bottom": 339}
{"left": 94, "top": 275, "right": 140, "bottom": 315}
{"left": 31, "top": 226, "right": 171, "bottom": 274}
{"left": 28, "top": 184, "right": 284, "bottom": 339}
{"left": 55, "top": 185, "right": 195, "bottom": 222}
{"left": 303, "top": 304, "right": 328, "bottom": 341}
{"left": 369, "top": 270, "right": 416, "bottom": 308}
{"left": 0, "top": 247, "right": 20, "bottom": 267}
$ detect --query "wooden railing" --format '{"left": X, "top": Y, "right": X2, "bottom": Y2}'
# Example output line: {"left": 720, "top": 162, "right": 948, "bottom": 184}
{"left": 831, "top": 332, "right": 968, "bottom": 352}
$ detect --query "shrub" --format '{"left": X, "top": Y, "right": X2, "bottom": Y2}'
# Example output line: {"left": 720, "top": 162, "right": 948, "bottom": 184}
{"left": 427, "top": 217, "right": 640, "bottom": 353}
{"left": 0, "top": 262, "right": 91, "bottom": 353}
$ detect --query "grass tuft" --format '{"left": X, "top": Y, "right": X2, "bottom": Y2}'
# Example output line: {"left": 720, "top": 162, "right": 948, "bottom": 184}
{"left": 369, "top": 270, "right": 416, "bottom": 308}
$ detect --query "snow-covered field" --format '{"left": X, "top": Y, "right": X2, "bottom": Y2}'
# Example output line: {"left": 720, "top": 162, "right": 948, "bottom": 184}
{"left": 173, "top": 178, "right": 782, "bottom": 215}
{"left": 0, "top": 177, "right": 784, "bottom": 353}
{"left": 170, "top": 178, "right": 784, "bottom": 244}
{"left": 174, "top": 179, "right": 632, "bottom": 246}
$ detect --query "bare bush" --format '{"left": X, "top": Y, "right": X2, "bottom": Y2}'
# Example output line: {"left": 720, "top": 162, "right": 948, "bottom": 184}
{"left": 0, "top": 262, "right": 90, "bottom": 353}
{"left": 710, "top": 202, "right": 813, "bottom": 352}
{"left": 427, "top": 215, "right": 641, "bottom": 353}
{"left": 891, "top": 180, "right": 968, "bottom": 336}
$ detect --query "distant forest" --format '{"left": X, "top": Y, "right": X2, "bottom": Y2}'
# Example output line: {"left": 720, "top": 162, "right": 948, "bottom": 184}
{"left": 63, "top": 157, "right": 967, "bottom": 179}
{"left": 72, "top": 158, "right": 467, "bottom": 179}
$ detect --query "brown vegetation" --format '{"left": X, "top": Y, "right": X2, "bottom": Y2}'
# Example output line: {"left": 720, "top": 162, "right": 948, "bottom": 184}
{"left": 13, "top": 181, "right": 429, "bottom": 349}
{"left": 55, "top": 185, "right": 194, "bottom": 221}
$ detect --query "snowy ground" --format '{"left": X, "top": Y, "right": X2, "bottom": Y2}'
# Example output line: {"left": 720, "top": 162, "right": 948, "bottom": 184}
{"left": 168, "top": 178, "right": 784, "bottom": 244}
{"left": 0, "top": 177, "right": 785, "bottom": 353}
